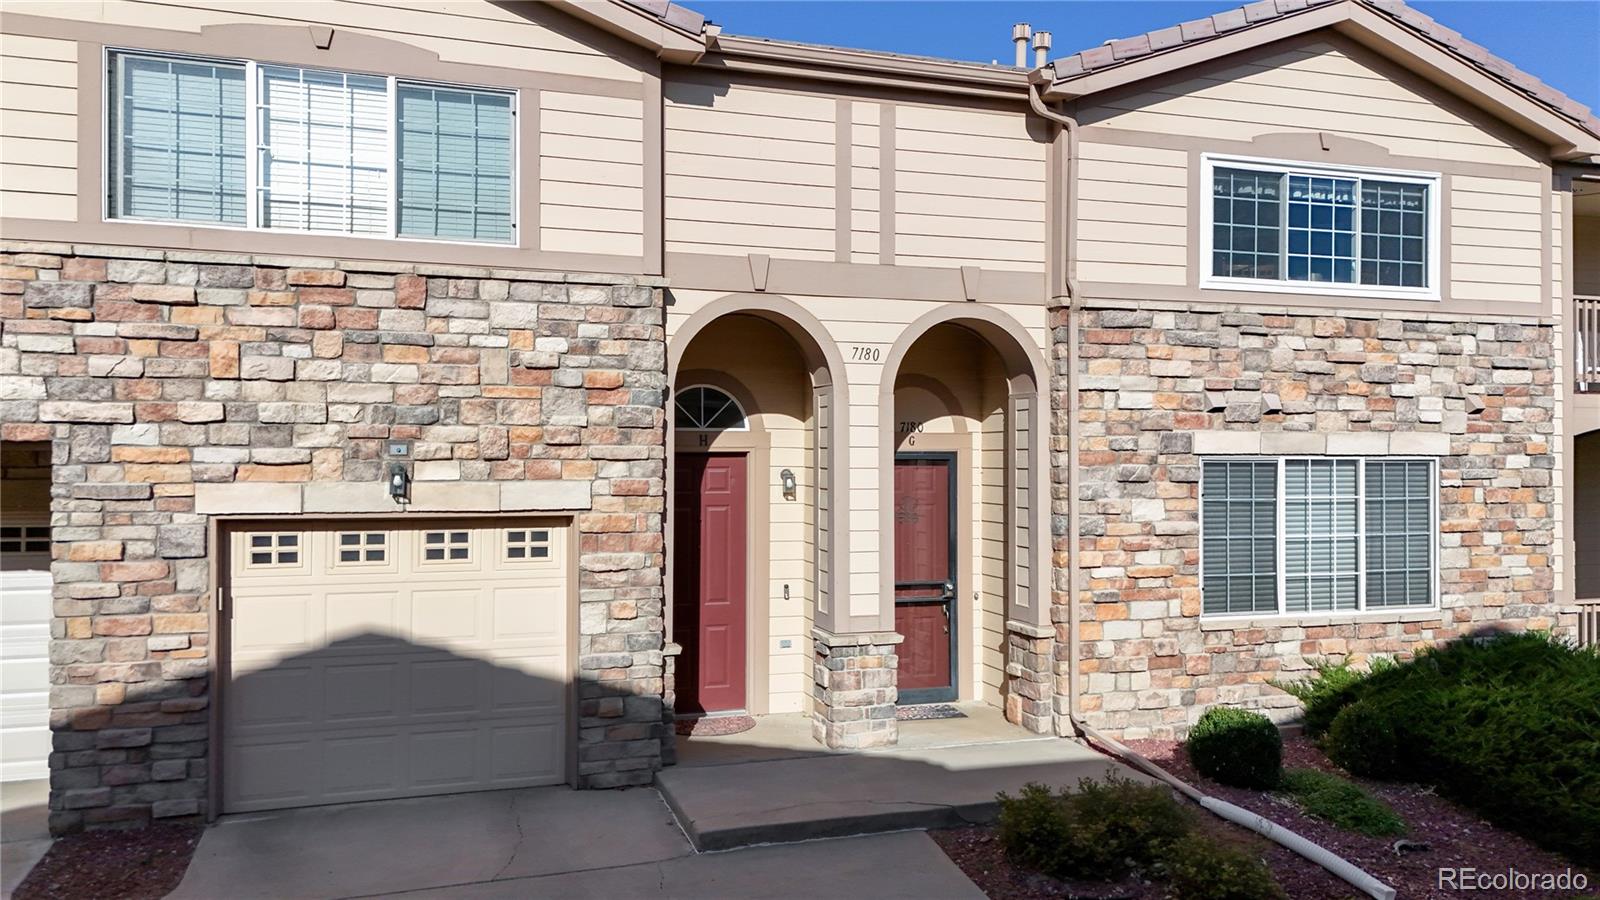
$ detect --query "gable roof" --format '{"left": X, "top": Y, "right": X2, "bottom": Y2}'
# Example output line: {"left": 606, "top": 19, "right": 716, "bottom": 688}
{"left": 1042, "top": 0, "right": 1600, "bottom": 156}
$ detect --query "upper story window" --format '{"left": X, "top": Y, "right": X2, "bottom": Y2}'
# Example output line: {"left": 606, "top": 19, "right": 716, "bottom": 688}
{"left": 107, "top": 50, "right": 515, "bottom": 244}
{"left": 1201, "top": 457, "right": 1437, "bottom": 618}
{"left": 1202, "top": 155, "right": 1439, "bottom": 301}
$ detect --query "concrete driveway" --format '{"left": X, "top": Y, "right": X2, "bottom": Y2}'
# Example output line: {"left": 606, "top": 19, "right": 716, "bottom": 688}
{"left": 170, "top": 786, "right": 982, "bottom": 900}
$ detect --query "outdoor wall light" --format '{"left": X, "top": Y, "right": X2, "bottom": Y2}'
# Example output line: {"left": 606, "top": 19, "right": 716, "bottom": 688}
{"left": 780, "top": 468, "right": 797, "bottom": 500}
{"left": 389, "top": 463, "right": 410, "bottom": 503}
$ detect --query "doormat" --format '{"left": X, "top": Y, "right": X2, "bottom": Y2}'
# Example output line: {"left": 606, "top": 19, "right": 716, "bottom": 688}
{"left": 675, "top": 714, "right": 756, "bottom": 736}
{"left": 896, "top": 703, "right": 967, "bottom": 721}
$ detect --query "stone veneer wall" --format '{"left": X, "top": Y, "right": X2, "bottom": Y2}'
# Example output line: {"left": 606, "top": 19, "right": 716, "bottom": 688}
{"left": 1052, "top": 303, "right": 1564, "bottom": 739}
{"left": 811, "top": 629, "right": 900, "bottom": 748}
{"left": 0, "top": 241, "right": 669, "bottom": 832}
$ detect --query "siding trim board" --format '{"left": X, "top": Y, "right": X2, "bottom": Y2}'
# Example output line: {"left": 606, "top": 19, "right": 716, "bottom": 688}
{"left": 665, "top": 252, "right": 1047, "bottom": 305}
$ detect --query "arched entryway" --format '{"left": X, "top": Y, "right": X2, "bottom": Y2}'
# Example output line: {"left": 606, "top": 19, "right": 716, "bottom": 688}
{"left": 667, "top": 298, "right": 846, "bottom": 718}
{"left": 878, "top": 306, "right": 1050, "bottom": 727}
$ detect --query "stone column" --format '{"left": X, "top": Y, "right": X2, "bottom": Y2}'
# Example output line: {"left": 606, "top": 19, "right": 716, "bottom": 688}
{"left": 810, "top": 628, "right": 901, "bottom": 749}
{"left": 1003, "top": 620, "right": 1053, "bottom": 733}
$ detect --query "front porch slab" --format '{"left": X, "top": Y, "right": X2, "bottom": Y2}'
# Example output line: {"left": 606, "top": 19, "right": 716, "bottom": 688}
{"left": 658, "top": 703, "right": 1125, "bottom": 850}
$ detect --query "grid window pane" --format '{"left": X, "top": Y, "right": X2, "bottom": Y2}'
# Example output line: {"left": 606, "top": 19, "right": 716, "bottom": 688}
{"left": 1366, "top": 460, "right": 1433, "bottom": 607}
{"left": 396, "top": 84, "right": 513, "bottom": 243}
{"left": 1360, "top": 181, "right": 1428, "bottom": 288}
{"left": 111, "top": 54, "right": 246, "bottom": 225}
{"left": 1283, "top": 459, "right": 1360, "bottom": 613}
{"left": 1287, "top": 175, "right": 1357, "bottom": 285}
{"left": 1202, "top": 460, "right": 1279, "bottom": 615}
{"left": 258, "top": 66, "right": 389, "bottom": 235}
{"left": 1211, "top": 169, "right": 1282, "bottom": 280}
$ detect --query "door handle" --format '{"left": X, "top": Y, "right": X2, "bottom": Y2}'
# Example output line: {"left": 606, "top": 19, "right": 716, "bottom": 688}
{"left": 942, "top": 581, "right": 954, "bottom": 599}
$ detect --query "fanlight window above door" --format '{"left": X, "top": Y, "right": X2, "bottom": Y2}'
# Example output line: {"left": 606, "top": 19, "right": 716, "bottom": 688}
{"left": 675, "top": 385, "right": 748, "bottom": 431}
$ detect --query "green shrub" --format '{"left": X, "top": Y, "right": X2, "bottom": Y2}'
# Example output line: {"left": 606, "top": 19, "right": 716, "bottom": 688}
{"left": 1273, "top": 656, "right": 1396, "bottom": 737}
{"left": 1159, "top": 834, "right": 1285, "bottom": 900}
{"left": 1186, "top": 707, "right": 1283, "bottom": 789}
{"left": 1277, "top": 768, "right": 1405, "bottom": 837}
{"left": 1310, "top": 633, "right": 1600, "bottom": 867}
{"left": 996, "top": 774, "right": 1192, "bottom": 880}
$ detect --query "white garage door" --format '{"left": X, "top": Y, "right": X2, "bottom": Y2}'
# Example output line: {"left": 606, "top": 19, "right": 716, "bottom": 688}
{"left": 1, "top": 521, "right": 52, "bottom": 783}
{"left": 224, "top": 519, "right": 569, "bottom": 813}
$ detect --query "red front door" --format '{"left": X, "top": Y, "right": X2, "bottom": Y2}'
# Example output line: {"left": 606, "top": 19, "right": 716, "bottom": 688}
{"left": 893, "top": 455, "right": 955, "bottom": 702}
{"left": 673, "top": 454, "right": 748, "bottom": 715}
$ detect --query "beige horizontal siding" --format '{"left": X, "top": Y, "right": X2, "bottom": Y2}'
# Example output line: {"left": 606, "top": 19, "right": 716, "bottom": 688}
{"left": 893, "top": 105, "right": 1046, "bottom": 272}
{"left": 0, "top": 33, "right": 76, "bottom": 222}
{"left": 538, "top": 91, "right": 644, "bottom": 259}
{"left": 1080, "top": 42, "right": 1535, "bottom": 168}
{"left": 5, "top": 0, "right": 640, "bottom": 82}
{"left": 1449, "top": 174, "right": 1544, "bottom": 305}
{"left": 1076, "top": 142, "right": 1188, "bottom": 286}
{"left": 851, "top": 100, "right": 881, "bottom": 264}
{"left": 665, "top": 82, "right": 837, "bottom": 261}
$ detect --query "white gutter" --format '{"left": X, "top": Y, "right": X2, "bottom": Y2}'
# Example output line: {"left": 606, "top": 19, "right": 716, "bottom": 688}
{"left": 1028, "top": 64, "right": 1398, "bottom": 900}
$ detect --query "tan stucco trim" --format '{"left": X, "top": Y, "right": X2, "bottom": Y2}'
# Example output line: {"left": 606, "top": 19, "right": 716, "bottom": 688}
{"left": 666, "top": 296, "right": 856, "bottom": 633}
{"left": 643, "top": 68, "right": 665, "bottom": 276}
{"left": 665, "top": 253, "right": 1046, "bottom": 305}
{"left": 1046, "top": 4, "right": 1599, "bottom": 158}
{"left": 878, "top": 103, "right": 897, "bottom": 266}
{"left": 877, "top": 305, "right": 1052, "bottom": 633}
{"left": 671, "top": 375, "right": 772, "bottom": 717}
{"left": 1559, "top": 172, "right": 1577, "bottom": 606}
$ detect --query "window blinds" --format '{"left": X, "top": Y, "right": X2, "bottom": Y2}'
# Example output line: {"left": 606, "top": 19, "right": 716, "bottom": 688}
{"left": 396, "top": 84, "right": 513, "bottom": 243}
{"left": 257, "top": 65, "right": 389, "bottom": 235}
{"left": 1201, "top": 460, "right": 1279, "bottom": 616}
{"left": 111, "top": 54, "right": 246, "bottom": 225}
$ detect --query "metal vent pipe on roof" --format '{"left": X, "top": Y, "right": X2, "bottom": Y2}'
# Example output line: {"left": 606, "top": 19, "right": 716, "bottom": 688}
{"left": 1033, "top": 30, "right": 1052, "bottom": 68}
{"left": 1012, "top": 23, "right": 1032, "bottom": 68}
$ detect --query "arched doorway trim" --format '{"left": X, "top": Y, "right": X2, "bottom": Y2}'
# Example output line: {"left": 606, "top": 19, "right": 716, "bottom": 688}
{"left": 877, "top": 304, "right": 1051, "bottom": 633}
{"left": 667, "top": 295, "right": 850, "bottom": 633}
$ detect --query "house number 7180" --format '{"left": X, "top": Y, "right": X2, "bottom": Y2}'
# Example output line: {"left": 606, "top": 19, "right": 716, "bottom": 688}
{"left": 848, "top": 346, "right": 881, "bottom": 362}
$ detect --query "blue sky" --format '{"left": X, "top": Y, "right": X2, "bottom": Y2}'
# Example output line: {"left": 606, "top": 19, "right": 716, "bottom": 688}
{"left": 692, "top": 1, "right": 1600, "bottom": 112}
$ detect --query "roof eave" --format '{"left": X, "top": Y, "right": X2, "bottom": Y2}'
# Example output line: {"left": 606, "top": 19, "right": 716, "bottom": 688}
{"left": 1044, "top": 1, "right": 1600, "bottom": 160}
{"left": 706, "top": 34, "right": 1030, "bottom": 98}
{"left": 547, "top": 0, "right": 707, "bottom": 63}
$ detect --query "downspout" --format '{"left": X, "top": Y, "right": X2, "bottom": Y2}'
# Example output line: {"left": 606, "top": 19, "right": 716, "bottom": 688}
{"left": 1026, "top": 73, "right": 1397, "bottom": 900}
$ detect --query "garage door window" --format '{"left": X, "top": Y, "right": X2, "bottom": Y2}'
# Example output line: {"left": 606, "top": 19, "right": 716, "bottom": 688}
{"left": 337, "top": 531, "right": 387, "bottom": 564}
{"left": 0, "top": 525, "right": 49, "bottom": 555}
{"left": 423, "top": 530, "right": 471, "bottom": 562}
{"left": 505, "top": 529, "right": 550, "bottom": 561}
{"left": 247, "top": 532, "right": 300, "bottom": 567}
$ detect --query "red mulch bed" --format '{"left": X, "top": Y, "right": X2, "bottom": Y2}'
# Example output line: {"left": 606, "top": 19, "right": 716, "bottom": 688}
{"left": 933, "top": 736, "right": 1597, "bottom": 900}
{"left": 13, "top": 823, "right": 202, "bottom": 900}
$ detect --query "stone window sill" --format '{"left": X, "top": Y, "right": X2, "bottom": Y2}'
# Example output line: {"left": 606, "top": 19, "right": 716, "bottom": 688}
{"left": 1199, "top": 609, "right": 1444, "bottom": 631}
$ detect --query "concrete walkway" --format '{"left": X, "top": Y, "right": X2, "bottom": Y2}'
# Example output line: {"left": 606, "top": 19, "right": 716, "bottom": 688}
{"left": 171, "top": 785, "right": 982, "bottom": 900}
{"left": 401, "top": 831, "right": 983, "bottom": 899}
{"left": 660, "top": 705, "right": 1127, "bottom": 850}
{"left": 1, "top": 780, "right": 51, "bottom": 899}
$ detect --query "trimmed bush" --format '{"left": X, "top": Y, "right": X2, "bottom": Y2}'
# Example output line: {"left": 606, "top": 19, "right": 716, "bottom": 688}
{"left": 1277, "top": 768, "right": 1405, "bottom": 837}
{"left": 1159, "top": 834, "right": 1285, "bottom": 900}
{"left": 1186, "top": 706, "right": 1283, "bottom": 789}
{"left": 996, "top": 774, "right": 1192, "bottom": 880}
{"left": 1273, "top": 656, "right": 1396, "bottom": 737}
{"left": 1304, "top": 633, "right": 1599, "bottom": 867}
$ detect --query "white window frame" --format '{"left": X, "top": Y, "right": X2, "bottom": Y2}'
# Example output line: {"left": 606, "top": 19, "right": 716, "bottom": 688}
{"left": 1198, "top": 456, "right": 1440, "bottom": 620}
{"left": 102, "top": 47, "right": 518, "bottom": 247}
{"left": 673, "top": 384, "right": 751, "bottom": 432}
{"left": 1200, "top": 153, "right": 1442, "bottom": 303}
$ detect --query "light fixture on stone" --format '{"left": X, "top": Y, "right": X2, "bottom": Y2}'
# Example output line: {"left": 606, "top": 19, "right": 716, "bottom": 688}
{"left": 780, "top": 468, "right": 797, "bottom": 500}
{"left": 389, "top": 463, "right": 410, "bottom": 503}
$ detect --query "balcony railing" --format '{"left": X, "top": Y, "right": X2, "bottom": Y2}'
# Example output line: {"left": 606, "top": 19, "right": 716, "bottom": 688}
{"left": 1579, "top": 598, "right": 1600, "bottom": 649}
{"left": 1577, "top": 296, "right": 1600, "bottom": 393}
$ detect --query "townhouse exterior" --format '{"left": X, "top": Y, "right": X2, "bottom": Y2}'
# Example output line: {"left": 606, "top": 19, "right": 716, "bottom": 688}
{"left": 0, "top": 0, "right": 1595, "bottom": 832}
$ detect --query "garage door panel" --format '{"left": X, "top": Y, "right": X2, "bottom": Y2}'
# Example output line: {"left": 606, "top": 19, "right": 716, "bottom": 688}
{"left": 324, "top": 590, "right": 404, "bottom": 644}
{"left": 324, "top": 662, "right": 400, "bottom": 722}
{"left": 231, "top": 667, "right": 319, "bottom": 731}
{"left": 323, "top": 735, "right": 404, "bottom": 797}
{"left": 410, "top": 729, "right": 481, "bottom": 789}
{"left": 410, "top": 658, "right": 483, "bottom": 716}
{"left": 490, "top": 723, "right": 562, "bottom": 782}
{"left": 225, "top": 519, "right": 570, "bottom": 812}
